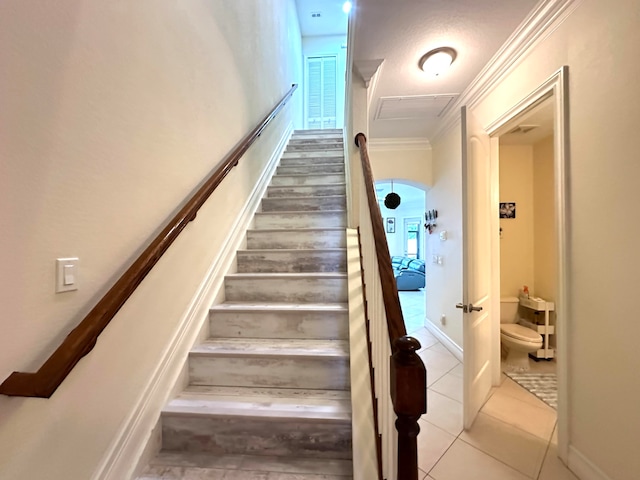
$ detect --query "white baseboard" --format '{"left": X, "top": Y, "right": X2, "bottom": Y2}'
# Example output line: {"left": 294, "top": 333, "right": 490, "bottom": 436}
{"left": 423, "top": 318, "right": 463, "bottom": 362}
{"left": 92, "top": 123, "right": 293, "bottom": 480}
{"left": 568, "top": 446, "right": 613, "bottom": 480}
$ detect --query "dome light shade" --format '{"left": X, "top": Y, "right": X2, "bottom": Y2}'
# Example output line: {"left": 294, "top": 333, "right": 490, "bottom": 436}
{"left": 419, "top": 47, "right": 457, "bottom": 76}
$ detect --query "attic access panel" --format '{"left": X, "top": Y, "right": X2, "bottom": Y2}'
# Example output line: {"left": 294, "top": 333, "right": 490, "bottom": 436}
{"left": 374, "top": 94, "right": 458, "bottom": 121}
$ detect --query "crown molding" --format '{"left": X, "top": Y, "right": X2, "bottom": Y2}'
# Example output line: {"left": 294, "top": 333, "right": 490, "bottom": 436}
{"left": 369, "top": 137, "right": 432, "bottom": 151}
{"left": 355, "top": 59, "right": 385, "bottom": 88}
{"left": 431, "top": 0, "right": 582, "bottom": 143}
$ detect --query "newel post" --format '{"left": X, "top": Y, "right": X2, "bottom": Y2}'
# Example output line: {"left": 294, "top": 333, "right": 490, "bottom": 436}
{"left": 391, "top": 335, "right": 427, "bottom": 480}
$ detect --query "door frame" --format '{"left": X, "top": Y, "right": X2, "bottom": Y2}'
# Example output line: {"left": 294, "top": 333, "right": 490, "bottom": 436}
{"left": 484, "top": 66, "right": 571, "bottom": 461}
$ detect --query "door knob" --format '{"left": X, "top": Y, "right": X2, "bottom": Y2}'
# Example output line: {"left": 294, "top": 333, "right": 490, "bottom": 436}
{"left": 456, "top": 303, "right": 483, "bottom": 312}
{"left": 455, "top": 303, "right": 468, "bottom": 313}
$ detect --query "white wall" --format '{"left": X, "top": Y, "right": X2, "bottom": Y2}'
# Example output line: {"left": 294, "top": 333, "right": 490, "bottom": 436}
{"left": 0, "top": 1, "right": 302, "bottom": 479}
{"left": 369, "top": 141, "right": 433, "bottom": 188}
{"left": 425, "top": 127, "right": 464, "bottom": 348}
{"left": 431, "top": 0, "right": 640, "bottom": 477}
{"left": 302, "top": 35, "right": 347, "bottom": 128}
{"left": 369, "top": 142, "right": 433, "bottom": 258}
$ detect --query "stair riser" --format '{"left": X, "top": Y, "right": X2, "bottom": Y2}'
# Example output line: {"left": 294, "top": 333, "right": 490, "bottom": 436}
{"left": 270, "top": 174, "right": 345, "bottom": 186}
{"left": 209, "top": 310, "right": 348, "bottom": 340}
{"left": 288, "top": 139, "right": 344, "bottom": 146}
{"left": 161, "top": 415, "right": 352, "bottom": 459}
{"left": 254, "top": 212, "right": 346, "bottom": 229}
{"left": 286, "top": 144, "right": 343, "bottom": 152}
{"left": 225, "top": 276, "right": 347, "bottom": 303}
{"left": 294, "top": 128, "right": 342, "bottom": 134}
{"left": 267, "top": 185, "right": 345, "bottom": 198}
{"left": 261, "top": 196, "right": 346, "bottom": 212}
{"left": 276, "top": 164, "right": 344, "bottom": 175}
{"left": 291, "top": 136, "right": 343, "bottom": 142}
{"left": 279, "top": 156, "right": 343, "bottom": 166}
{"left": 282, "top": 151, "right": 344, "bottom": 159}
{"left": 246, "top": 229, "right": 346, "bottom": 249}
{"left": 189, "top": 354, "right": 349, "bottom": 390}
{"left": 237, "top": 250, "right": 346, "bottom": 273}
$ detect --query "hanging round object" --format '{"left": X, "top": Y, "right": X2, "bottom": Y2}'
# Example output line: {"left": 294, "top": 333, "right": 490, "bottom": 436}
{"left": 384, "top": 192, "right": 401, "bottom": 209}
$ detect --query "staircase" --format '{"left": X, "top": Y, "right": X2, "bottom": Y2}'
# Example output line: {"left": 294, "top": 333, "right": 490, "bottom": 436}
{"left": 138, "top": 129, "right": 353, "bottom": 479}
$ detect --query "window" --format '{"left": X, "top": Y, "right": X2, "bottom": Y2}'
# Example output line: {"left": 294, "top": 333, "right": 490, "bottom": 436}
{"left": 404, "top": 218, "right": 421, "bottom": 259}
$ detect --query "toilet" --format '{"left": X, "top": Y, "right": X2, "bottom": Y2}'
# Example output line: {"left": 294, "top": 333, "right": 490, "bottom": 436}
{"left": 500, "top": 297, "right": 543, "bottom": 372}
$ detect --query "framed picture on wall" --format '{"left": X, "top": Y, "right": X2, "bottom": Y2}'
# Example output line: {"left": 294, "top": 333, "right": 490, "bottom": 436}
{"left": 499, "top": 202, "right": 516, "bottom": 218}
{"left": 386, "top": 217, "right": 396, "bottom": 233}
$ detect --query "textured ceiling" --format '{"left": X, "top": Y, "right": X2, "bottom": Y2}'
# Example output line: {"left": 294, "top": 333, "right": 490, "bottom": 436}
{"left": 295, "top": 0, "right": 540, "bottom": 140}
{"left": 351, "top": 0, "right": 539, "bottom": 140}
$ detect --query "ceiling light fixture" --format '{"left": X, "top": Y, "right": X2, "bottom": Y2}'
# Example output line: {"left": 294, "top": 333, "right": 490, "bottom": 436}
{"left": 342, "top": 1, "right": 352, "bottom": 14}
{"left": 419, "top": 47, "right": 457, "bottom": 76}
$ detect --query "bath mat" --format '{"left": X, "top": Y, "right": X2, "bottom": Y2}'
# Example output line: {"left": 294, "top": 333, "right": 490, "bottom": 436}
{"left": 504, "top": 372, "right": 557, "bottom": 409}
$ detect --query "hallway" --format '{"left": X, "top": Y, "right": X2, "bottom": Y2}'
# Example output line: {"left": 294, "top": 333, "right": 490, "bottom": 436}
{"left": 399, "top": 291, "right": 578, "bottom": 480}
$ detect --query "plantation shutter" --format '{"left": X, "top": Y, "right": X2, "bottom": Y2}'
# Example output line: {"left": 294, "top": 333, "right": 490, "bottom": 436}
{"left": 307, "top": 55, "right": 337, "bottom": 129}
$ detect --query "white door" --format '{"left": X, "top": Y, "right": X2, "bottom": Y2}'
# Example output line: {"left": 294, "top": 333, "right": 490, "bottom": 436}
{"left": 460, "top": 106, "right": 493, "bottom": 429}
{"left": 305, "top": 55, "right": 337, "bottom": 129}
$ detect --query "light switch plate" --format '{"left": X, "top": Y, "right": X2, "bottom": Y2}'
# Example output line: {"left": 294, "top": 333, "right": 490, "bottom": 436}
{"left": 56, "top": 258, "right": 79, "bottom": 293}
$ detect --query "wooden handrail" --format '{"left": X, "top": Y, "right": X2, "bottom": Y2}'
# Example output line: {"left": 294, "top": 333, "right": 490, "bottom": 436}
{"left": 354, "top": 132, "right": 407, "bottom": 345}
{"left": 354, "top": 132, "right": 426, "bottom": 480}
{"left": 0, "top": 84, "right": 299, "bottom": 398}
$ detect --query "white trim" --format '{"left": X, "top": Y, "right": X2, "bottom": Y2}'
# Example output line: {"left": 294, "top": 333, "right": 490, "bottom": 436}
{"left": 431, "top": 0, "right": 581, "bottom": 143}
{"left": 485, "top": 66, "right": 571, "bottom": 463}
{"left": 369, "top": 137, "right": 431, "bottom": 152}
{"left": 346, "top": 228, "right": 380, "bottom": 480}
{"left": 489, "top": 136, "right": 502, "bottom": 387}
{"left": 568, "top": 446, "right": 613, "bottom": 480}
{"left": 423, "top": 318, "right": 463, "bottom": 362}
{"left": 92, "top": 123, "right": 293, "bottom": 480}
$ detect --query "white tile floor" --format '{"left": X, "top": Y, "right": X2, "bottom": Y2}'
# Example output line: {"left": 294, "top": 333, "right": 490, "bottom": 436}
{"left": 398, "top": 290, "right": 578, "bottom": 480}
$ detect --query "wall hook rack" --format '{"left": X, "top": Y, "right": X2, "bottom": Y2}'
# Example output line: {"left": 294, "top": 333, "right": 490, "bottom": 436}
{"left": 425, "top": 209, "right": 438, "bottom": 234}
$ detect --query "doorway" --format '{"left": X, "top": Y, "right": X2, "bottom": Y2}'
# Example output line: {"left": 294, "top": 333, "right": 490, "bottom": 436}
{"left": 484, "top": 67, "right": 570, "bottom": 461}
{"left": 304, "top": 55, "right": 338, "bottom": 129}
{"left": 404, "top": 217, "right": 422, "bottom": 259}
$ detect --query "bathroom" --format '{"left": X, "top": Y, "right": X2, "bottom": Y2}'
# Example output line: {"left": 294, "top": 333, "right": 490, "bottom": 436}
{"left": 498, "top": 106, "right": 557, "bottom": 375}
